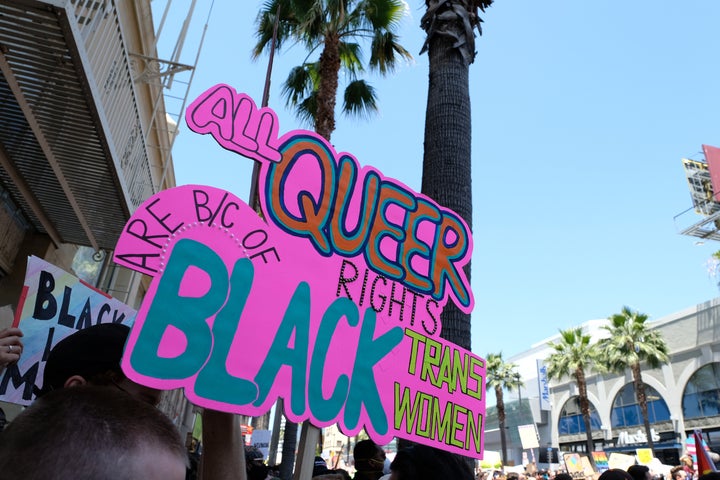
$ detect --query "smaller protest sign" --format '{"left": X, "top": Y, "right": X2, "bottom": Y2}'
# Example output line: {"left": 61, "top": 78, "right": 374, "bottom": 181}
{"left": 251, "top": 429, "right": 272, "bottom": 459}
{"left": 0, "top": 256, "right": 136, "bottom": 405}
{"left": 591, "top": 451, "right": 609, "bottom": 472}
{"left": 580, "top": 455, "right": 595, "bottom": 476}
{"left": 608, "top": 452, "right": 636, "bottom": 471}
{"left": 564, "top": 453, "right": 585, "bottom": 479}
{"left": 518, "top": 424, "right": 540, "bottom": 450}
{"left": 636, "top": 448, "right": 654, "bottom": 465}
{"left": 479, "top": 450, "right": 503, "bottom": 470}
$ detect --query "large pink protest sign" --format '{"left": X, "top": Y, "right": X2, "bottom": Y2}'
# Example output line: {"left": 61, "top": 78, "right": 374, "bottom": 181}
{"left": 113, "top": 84, "right": 485, "bottom": 457}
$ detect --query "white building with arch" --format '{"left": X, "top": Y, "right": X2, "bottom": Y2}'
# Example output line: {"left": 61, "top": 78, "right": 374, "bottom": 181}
{"left": 483, "top": 298, "right": 720, "bottom": 467}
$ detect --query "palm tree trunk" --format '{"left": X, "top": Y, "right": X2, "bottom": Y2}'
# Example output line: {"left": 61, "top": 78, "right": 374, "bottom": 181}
{"left": 632, "top": 362, "right": 654, "bottom": 451}
{"left": 421, "top": 14, "right": 473, "bottom": 351}
{"left": 278, "top": 30, "right": 342, "bottom": 479}
{"left": 496, "top": 385, "right": 508, "bottom": 465}
{"left": 315, "top": 31, "right": 341, "bottom": 141}
{"left": 279, "top": 419, "right": 298, "bottom": 480}
{"left": 575, "top": 367, "right": 595, "bottom": 465}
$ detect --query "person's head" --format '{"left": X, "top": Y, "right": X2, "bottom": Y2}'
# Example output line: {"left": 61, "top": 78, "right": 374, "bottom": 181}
{"left": 246, "top": 446, "right": 269, "bottom": 480}
{"left": 354, "top": 439, "right": 386, "bottom": 473}
{"left": 508, "top": 473, "right": 520, "bottom": 480}
{"left": 680, "top": 457, "right": 693, "bottom": 468}
{"left": 628, "top": 465, "right": 652, "bottom": 480}
{"left": 40, "top": 323, "right": 161, "bottom": 405}
{"left": 0, "top": 385, "right": 187, "bottom": 480}
{"left": 314, "top": 456, "right": 330, "bottom": 477}
{"left": 389, "top": 444, "right": 473, "bottom": 480}
{"left": 671, "top": 466, "right": 688, "bottom": 480}
{"left": 699, "top": 474, "right": 720, "bottom": 480}
{"left": 598, "top": 469, "right": 634, "bottom": 480}
{"left": 555, "top": 473, "right": 573, "bottom": 480}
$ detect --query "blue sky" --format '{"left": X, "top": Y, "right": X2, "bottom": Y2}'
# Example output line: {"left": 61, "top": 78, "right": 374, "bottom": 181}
{"left": 153, "top": 1, "right": 720, "bottom": 358}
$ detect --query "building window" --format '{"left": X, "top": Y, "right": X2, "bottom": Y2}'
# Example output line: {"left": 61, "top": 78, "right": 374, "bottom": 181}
{"left": 558, "top": 396, "right": 601, "bottom": 435}
{"left": 683, "top": 363, "right": 720, "bottom": 419}
{"left": 611, "top": 384, "right": 670, "bottom": 428}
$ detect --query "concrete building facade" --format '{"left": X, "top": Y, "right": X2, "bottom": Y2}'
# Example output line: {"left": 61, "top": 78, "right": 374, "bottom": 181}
{"left": 0, "top": 0, "right": 195, "bottom": 434}
{"left": 484, "top": 298, "right": 720, "bottom": 468}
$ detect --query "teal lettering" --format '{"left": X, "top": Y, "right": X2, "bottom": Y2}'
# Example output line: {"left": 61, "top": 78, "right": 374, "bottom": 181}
{"left": 308, "top": 297, "right": 356, "bottom": 421}
{"left": 130, "top": 239, "right": 227, "bottom": 379}
{"left": 253, "top": 282, "right": 311, "bottom": 416}
{"left": 195, "top": 257, "right": 258, "bottom": 404}
{"left": 344, "top": 309, "right": 403, "bottom": 434}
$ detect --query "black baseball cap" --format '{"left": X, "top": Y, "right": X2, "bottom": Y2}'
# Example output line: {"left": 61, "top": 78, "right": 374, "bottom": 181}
{"left": 39, "top": 323, "right": 130, "bottom": 396}
{"left": 313, "top": 456, "right": 329, "bottom": 476}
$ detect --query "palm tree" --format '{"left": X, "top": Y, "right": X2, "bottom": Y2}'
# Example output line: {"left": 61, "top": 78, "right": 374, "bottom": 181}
{"left": 486, "top": 352, "right": 523, "bottom": 466}
{"left": 419, "top": 0, "right": 494, "bottom": 350}
{"left": 598, "top": 306, "right": 670, "bottom": 452}
{"left": 253, "top": 0, "right": 412, "bottom": 141}
{"left": 253, "top": 3, "right": 409, "bottom": 477}
{"left": 545, "top": 327, "right": 598, "bottom": 463}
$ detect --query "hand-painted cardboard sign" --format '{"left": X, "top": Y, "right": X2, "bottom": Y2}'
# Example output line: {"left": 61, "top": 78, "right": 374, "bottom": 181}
{"left": 0, "top": 256, "right": 136, "bottom": 405}
{"left": 113, "top": 84, "right": 485, "bottom": 457}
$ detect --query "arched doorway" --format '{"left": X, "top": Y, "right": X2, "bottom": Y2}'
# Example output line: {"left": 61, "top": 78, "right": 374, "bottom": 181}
{"left": 557, "top": 396, "right": 602, "bottom": 454}
{"left": 607, "top": 383, "right": 677, "bottom": 465}
{"left": 683, "top": 362, "right": 720, "bottom": 452}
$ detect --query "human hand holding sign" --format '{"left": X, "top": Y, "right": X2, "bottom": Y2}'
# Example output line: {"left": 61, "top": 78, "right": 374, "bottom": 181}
{"left": 0, "top": 328, "right": 23, "bottom": 370}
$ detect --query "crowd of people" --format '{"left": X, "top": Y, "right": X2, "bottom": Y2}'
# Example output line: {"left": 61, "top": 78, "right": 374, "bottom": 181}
{"left": 476, "top": 458, "right": 718, "bottom": 480}
{"left": 1, "top": 324, "right": 719, "bottom": 480}
{"left": 0, "top": 324, "right": 478, "bottom": 479}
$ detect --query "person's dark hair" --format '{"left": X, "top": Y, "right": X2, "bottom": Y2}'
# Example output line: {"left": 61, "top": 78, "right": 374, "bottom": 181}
{"left": 628, "top": 465, "right": 650, "bottom": 480}
{"left": 245, "top": 446, "right": 269, "bottom": 480}
{"left": 599, "top": 469, "right": 634, "bottom": 480}
{"left": 556, "top": 473, "right": 574, "bottom": 480}
{"left": 390, "top": 444, "right": 473, "bottom": 480}
{"left": 39, "top": 323, "right": 131, "bottom": 395}
{"left": 699, "top": 473, "right": 720, "bottom": 480}
{"left": 313, "top": 455, "right": 331, "bottom": 477}
{"left": 354, "top": 439, "right": 386, "bottom": 479}
{"left": 508, "top": 473, "right": 520, "bottom": 480}
{"left": 329, "top": 468, "right": 352, "bottom": 480}
{"left": 0, "top": 386, "right": 187, "bottom": 479}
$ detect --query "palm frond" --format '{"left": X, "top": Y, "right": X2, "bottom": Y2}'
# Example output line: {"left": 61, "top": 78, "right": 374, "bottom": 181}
{"left": 598, "top": 306, "right": 669, "bottom": 373}
{"left": 281, "top": 64, "right": 317, "bottom": 106}
{"left": 254, "top": 0, "right": 411, "bottom": 136}
{"left": 545, "top": 327, "right": 598, "bottom": 381}
{"left": 485, "top": 352, "right": 523, "bottom": 391}
{"left": 357, "top": 0, "right": 408, "bottom": 30}
{"left": 342, "top": 80, "right": 378, "bottom": 119}
{"left": 296, "top": 92, "right": 319, "bottom": 127}
{"left": 369, "top": 30, "right": 412, "bottom": 74}
{"left": 338, "top": 41, "right": 365, "bottom": 77}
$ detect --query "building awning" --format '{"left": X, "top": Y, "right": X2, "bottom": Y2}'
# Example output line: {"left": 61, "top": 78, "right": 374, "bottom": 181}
{"left": 0, "top": 0, "right": 138, "bottom": 251}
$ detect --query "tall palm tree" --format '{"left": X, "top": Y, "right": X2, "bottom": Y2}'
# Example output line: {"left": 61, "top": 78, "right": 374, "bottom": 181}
{"left": 545, "top": 327, "right": 598, "bottom": 462}
{"left": 253, "top": 0, "right": 412, "bottom": 141}
{"left": 486, "top": 352, "right": 523, "bottom": 466}
{"left": 598, "top": 306, "right": 670, "bottom": 452}
{"left": 419, "top": 0, "right": 494, "bottom": 350}
{"left": 253, "top": 3, "right": 409, "bottom": 477}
